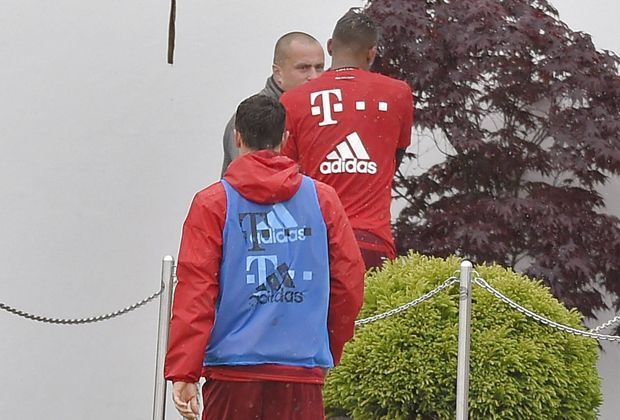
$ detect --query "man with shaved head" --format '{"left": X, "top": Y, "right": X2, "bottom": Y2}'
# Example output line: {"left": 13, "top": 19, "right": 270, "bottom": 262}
{"left": 220, "top": 32, "right": 324, "bottom": 175}
{"left": 281, "top": 9, "right": 415, "bottom": 270}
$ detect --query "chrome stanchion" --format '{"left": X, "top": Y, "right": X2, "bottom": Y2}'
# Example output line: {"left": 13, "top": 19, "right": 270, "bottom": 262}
{"left": 456, "top": 260, "right": 473, "bottom": 420}
{"left": 152, "top": 255, "right": 175, "bottom": 420}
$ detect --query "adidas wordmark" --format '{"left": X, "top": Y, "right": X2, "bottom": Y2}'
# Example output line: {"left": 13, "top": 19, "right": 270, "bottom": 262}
{"left": 319, "top": 132, "right": 378, "bottom": 175}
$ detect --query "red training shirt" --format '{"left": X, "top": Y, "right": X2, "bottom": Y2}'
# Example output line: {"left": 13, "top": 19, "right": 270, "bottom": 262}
{"left": 281, "top": 68, "right": 414, "bottom": 257}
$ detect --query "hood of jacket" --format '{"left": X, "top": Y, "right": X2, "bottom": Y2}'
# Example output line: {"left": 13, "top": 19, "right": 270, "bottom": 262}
{"left": 223, "top": 150, "right": 302, "bottom": 204}
{"left": 259, "top": 76, "right": 284, "bottom": 100}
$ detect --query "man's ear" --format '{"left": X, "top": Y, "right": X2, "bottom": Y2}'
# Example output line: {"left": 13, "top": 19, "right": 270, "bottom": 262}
{"left": 234, "top": 129, "right": 242, "bottom": 149}
{"left": 367, "top": 45, "right": 377, "bottom": 67}
{"left": 327, "top": 38, "right": 334, "bottom": 57}
{"left": 272, "top": 64, "right": 283, "bottom": 87}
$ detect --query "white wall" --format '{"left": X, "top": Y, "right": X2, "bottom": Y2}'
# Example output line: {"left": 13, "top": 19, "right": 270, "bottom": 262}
{"left": 0, "top": 1, "right": 361, "bottom": 419}
{"left": 0, "top": 0, "right": 617, "bottom": 419}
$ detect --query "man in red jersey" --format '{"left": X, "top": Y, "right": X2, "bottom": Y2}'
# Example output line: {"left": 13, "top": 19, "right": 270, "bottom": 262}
{"left": 165, "top": 94, "right": 365, "bottom": 420}
{"left": 280, "top": 8, "right": 414, "bottom": 270}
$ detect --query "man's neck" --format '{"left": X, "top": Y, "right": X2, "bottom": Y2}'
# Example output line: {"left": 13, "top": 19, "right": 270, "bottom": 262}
{"left": 331, "top": 57, "right": 368, "bottom": 71}
{"left": 239, "top": 146, "right": 280, "bottom": 156}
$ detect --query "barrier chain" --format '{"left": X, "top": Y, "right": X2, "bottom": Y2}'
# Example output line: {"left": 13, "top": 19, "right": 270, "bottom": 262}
{"left": 589, "top": 314, "right": 620, "bottom": 334}
{"left": 474, "top": 277, "right": 620, "bottom": 342}
{"left": 355, "top": 276, "right": 459, "bottom": 326}
{"left": 1, "top": 265, "right": 617, "bottom": 340}
{"left": 0, "top": 285, "right": 164, "bottom": 325}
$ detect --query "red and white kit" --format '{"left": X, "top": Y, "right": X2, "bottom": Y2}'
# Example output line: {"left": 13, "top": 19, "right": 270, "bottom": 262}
{"left": 281, "top": 67, "right": 414, "bottom": 259}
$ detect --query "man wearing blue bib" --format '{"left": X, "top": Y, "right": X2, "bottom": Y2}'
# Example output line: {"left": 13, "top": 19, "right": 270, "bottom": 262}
{"left": 165, "top": 94, "right": 365, "bottom": 420}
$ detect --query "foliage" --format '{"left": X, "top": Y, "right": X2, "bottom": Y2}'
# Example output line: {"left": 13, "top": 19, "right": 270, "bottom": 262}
{"left": 324, "top": 253, "right": 602, "bottom": 419}
{"left": 366, "top": 0, "right": 620, "bottom": 323}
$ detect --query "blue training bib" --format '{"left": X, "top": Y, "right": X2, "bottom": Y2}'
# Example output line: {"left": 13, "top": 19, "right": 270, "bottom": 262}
{"left": 203, "top": 176, "right": 333, "bottom": 368}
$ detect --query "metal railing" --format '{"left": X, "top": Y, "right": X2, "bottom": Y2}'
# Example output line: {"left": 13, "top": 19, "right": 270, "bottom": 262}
{"left": 0, "top": 255, "right": 177, "bottom": 420}
{"left": 338, "top": 261, "right": 620, "bottom": 420}
{"left": 2, "top": 257, "right": 619, "bottom": 420}
{"left": 152, "top": 256, "right": 175, "bottom": 420}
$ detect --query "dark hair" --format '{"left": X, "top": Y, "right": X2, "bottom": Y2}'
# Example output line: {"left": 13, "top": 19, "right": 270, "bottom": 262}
{"left": 273, "top": 31, "right": 320, "bottom": 65}
{"left": 235, "top": 94, "right": 286, "bottom": 150}
{"left": 332, "top": 8, "right": 378, "bottom": 53}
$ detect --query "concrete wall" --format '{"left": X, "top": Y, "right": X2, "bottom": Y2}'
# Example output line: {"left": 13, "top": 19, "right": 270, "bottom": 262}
{"left": 0, "top": 0, "right": 616, "bottom": 418}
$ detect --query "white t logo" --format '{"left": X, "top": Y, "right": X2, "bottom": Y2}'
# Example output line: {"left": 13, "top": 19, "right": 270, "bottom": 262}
{"left": 310, "top": 89, "right": 343, "bottom": 126}
{"left": 246, "top": 255, "right": 278, "bottom": 285}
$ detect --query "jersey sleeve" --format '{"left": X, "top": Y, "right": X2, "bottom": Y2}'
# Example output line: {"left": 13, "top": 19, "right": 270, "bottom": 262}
{"left": 398, "top": 83, "right": 414, "bottom": 149}
{"left": 164, "top": 184, "right": 226, "bottom": 383}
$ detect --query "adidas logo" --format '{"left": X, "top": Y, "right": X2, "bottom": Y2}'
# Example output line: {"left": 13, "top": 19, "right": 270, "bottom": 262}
{"left": 253, "top": 203, "right": 312, "bottom": 246}
{"left": 319, "top": 132, "right": 377, "bottom": 175}
{"left": 249, "top": 262, "right": 304, "bottom": 305}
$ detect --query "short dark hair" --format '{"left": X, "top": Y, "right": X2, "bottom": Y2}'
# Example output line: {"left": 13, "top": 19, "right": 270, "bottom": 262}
{"left": 235, "top": 94, "right": 286, "bottom": 150}
{"left": 332, "top": 8, "right": 378, "bottom": 54}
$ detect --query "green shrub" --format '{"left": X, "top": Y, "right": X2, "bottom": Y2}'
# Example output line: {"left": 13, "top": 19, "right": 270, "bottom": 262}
{"left": 324, "top": 253, "right": 602, "bottom": 419}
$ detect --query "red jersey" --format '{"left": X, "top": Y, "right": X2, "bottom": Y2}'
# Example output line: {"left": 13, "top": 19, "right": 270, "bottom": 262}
{"left": 281, "top": 68, "right": 414, "bottom": 257}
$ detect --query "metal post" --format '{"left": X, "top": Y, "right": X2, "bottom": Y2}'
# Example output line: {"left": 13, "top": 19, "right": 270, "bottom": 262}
{"left": 456, "top": 260, "right": 473, "bottom": 420}
{"left": 153, "top": 255, "right": 175, "bottom": 420}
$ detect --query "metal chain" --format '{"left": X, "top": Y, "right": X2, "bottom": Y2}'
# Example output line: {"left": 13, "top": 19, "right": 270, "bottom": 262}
{"left": 355, "top": 276, "right": 458, "bottom": 326}
{"left": 0, "top": 284, "right": 164, "bottom": 325}
{"left": 589, "top": 314, "right": 620, "bottom": 334}
{"left": 474, "top": 277, "right": 620, "bottom": 342}
{"left": 475, "top": 267, "right": 619, "bottom": 335}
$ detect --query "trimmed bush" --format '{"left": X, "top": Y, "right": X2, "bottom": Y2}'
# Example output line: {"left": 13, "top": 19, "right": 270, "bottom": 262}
{"left": 324, "top": 253, "right": 602, "bottom": 419}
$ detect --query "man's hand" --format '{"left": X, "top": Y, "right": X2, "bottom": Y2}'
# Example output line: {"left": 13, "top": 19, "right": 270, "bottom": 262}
{"left": 172, "top": 381, "right": 199, "bottom": 419}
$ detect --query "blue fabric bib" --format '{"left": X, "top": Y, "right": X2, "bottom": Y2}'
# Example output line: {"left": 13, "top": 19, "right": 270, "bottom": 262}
{"left": 203, "top": 176, "right": 333, "bottom": 368}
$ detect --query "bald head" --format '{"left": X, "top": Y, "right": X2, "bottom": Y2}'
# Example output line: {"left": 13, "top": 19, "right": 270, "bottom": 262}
{"left": 272, "top": 32, "right": 325, "bottom": 91}
{"left": 273, "top": 32, "right": 321, "bottom": 65}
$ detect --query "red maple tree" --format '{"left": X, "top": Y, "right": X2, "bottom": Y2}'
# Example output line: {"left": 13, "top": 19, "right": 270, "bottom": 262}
{"left": 367, "top": 0, "right": 620, "bottom": 324}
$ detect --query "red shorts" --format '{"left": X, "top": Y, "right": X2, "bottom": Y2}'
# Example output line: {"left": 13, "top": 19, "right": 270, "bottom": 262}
{"left": 359, "top": 247, "right": 388, "bottom": 270}
{"left": 354, "top": 229, "right": 393, "bottom": 270}
{"left": 201, "top": 379, "right": 325, "bottom": 420}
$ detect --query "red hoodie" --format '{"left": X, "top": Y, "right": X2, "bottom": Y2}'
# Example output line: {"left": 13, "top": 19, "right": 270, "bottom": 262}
{"left": 164, "top": 150, "right": 365, "bottom": 384}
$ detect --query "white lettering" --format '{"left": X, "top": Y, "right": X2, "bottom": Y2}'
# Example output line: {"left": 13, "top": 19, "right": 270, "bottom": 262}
{"left": 256, "top": 228, "right": 309, "bottom": 245}
{"left": 319, "top": 159, "right": 378, "bottom": 175}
